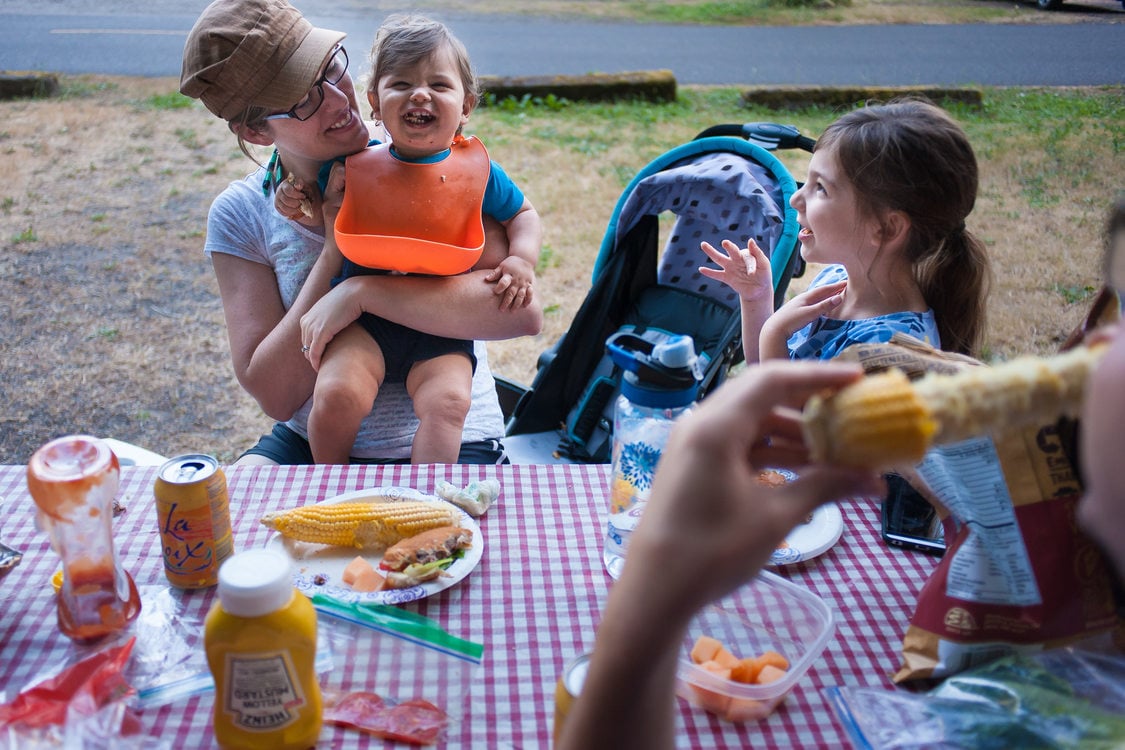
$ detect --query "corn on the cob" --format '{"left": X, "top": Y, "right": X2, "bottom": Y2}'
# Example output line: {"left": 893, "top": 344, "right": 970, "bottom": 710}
{"left": 802, "top": 344, "right": 1105, "bottom": 471}
{"left": 803, "top": 367, "right": 935, "bottom": 471}
{"left": 260, "top": 500, "right": 458, "bottom": 549}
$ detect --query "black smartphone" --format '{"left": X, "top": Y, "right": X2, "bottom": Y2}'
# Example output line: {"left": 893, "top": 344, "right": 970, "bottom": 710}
{"left": 881, "top": 474, "right": 946, "bottom": 556}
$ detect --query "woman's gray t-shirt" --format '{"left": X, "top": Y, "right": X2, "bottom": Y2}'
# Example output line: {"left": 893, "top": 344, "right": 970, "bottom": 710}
{"left": 204, "top": 170, "right": 506, "bottom": 460}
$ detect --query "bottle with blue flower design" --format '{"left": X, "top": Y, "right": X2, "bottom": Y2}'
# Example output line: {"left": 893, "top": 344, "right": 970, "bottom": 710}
{"left": 602, "top": 331, "right": 701, "bottom": 579}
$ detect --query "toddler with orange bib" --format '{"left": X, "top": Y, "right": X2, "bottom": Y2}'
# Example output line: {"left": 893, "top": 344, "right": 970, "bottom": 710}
{"left": 280, "top": 15, "right": 541, "bottom": 464}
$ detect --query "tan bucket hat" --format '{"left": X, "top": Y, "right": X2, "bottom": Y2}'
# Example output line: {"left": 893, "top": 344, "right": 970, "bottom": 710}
{"left": 180, "top": 0, "right": 345, "bottom": 121}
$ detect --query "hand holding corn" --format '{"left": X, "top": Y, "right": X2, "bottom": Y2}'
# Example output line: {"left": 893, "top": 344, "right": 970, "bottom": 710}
{"left": 801, "top": 344, "right": 1105, "bottom": 471}
{"left": 261, "top": 499, "right": 458, "bottom": 549}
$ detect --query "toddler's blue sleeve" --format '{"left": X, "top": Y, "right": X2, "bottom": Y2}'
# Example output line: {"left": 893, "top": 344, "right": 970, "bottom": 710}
{"left": 317, "top": 139, "right": 383, "bottom": 194}
{"left": 483, "top": 160, "right": 526, "bottom": 223}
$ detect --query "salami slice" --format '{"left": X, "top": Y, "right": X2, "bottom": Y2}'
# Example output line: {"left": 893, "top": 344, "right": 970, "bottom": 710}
{"left": 323, "top": 690, "right": 448, "bottom": 745}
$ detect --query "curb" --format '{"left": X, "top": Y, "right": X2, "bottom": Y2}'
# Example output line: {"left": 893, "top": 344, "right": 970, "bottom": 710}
{"left": 476, "top": 71, "right": 982, "bottom": 109}
{"left": 0, "top": 71, "right": 59, "bottom": 99}
{"left": 480, "top": 69, "right": 678, "bottom": 104}
{"left": 741, "top": 85, "right": 983, "bottom": 110}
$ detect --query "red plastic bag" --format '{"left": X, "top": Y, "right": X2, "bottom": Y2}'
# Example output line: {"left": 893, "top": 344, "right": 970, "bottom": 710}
{"left": 0, "top": 637, "right": 141, "bottom": 735}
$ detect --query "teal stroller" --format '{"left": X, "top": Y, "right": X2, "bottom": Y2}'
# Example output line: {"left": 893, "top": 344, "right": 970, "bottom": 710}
{"left": 500, "top": 123, "right": 815, "bottom": 463}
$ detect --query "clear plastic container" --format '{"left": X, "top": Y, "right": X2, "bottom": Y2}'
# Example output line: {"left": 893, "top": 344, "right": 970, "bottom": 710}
{"left": 676, "top": 571, "right": 834, "bottom": 722}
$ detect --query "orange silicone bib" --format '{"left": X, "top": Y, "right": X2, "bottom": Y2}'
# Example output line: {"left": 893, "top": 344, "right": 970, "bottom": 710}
{"left": 334, "top": 135, "right": 489, "bottom": 276}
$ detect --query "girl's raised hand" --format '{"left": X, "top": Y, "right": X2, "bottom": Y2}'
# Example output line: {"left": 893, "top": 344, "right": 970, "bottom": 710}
{"left": 699, "top": 239, "right": 774, "bottom": 303}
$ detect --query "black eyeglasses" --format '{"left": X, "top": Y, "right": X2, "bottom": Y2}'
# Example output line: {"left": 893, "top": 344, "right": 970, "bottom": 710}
{"left": 264, "top": 46, "right": 349, "bottom": 122}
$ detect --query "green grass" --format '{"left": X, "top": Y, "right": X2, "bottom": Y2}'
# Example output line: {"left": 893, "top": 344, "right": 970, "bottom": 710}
{"left": 481, "top": 86, "right": 1124, "bottom": 197}
{"left": 1054, "top": 283, "right": 1098, "bottom": 304}
{"left": 57, "top": 79, "right": 118, "bottom": 99}
{"left": 11, "top": 226, "right": 36, "bottom": 244}
{"left": 631, "top": 0, "right": 859, "bottom": 24}
{"left": 446, "top": 0, "right": 1038, "bottom": 24}
{"left": 175, "top": 128, "right": 203, "bottom": 150}
{"left": 145, "top": 92, "right": 193, "bottom": 111}
{"left": 536, "top": 244, "right": 559, "bottom": 273}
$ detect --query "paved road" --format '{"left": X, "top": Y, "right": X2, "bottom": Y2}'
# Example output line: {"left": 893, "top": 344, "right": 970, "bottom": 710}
{"left": 0, "top": 4, "right": 1122, "bottom": 86}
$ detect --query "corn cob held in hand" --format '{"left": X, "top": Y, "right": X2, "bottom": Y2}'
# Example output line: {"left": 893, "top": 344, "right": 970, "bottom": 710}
{"left": 802, "top": 344, "right": 1106, "bottom": 471}
{"left": 261, "top": 500, "right": 458, "bottom": 549}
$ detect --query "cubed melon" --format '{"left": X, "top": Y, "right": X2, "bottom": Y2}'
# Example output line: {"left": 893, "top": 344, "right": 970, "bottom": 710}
{"left": 730, "top": 656, "right": 762, "bottom": 684}
{"left": 757, "top": 650, "right": 790, "bottom": 671}
{"left": 756, "top": 664, "right": 788, "bottom": 684}
{"left": 690, "top": 635, "right": 724, "bottom": 665}
{"left": 711, "top": 647, "right": 739, "bottom": 669}
{"left": 699, "top": 660, "right": 732, "bottom": 681}
{"left": 342, "top": 555, "right": 385, "bottom": 593}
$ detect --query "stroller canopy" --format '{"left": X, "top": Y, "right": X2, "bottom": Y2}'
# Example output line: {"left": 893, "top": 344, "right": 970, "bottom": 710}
{"left": 595, "top": 137, "right": 800, "bottom": 304}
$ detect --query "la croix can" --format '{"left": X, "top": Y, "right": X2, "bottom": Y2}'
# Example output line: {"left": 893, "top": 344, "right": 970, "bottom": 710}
{"left": 154, "top": 454, "right": 233, "bottom": 589}
{"left": 553, "top": 651, "right": 591, "bottom": 745}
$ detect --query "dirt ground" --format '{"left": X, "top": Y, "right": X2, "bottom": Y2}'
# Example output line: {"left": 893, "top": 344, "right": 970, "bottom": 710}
{"left": 0, "top": 78, "right": 253, "bottom": 464}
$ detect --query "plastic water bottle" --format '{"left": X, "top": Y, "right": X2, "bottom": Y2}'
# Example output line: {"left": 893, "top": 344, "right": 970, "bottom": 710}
{"left": 602, "top": 332, "right": 701, "bottom": 579}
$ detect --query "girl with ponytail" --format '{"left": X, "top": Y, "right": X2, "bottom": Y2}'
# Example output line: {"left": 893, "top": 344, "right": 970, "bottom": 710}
{"left": 701, "top": 97, "right": 992, "bottom": 360}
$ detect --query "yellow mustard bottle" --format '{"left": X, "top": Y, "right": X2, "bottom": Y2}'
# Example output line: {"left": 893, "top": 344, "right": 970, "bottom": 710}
{"left": 205, "top": 549, "right": 322, "bottom": 749}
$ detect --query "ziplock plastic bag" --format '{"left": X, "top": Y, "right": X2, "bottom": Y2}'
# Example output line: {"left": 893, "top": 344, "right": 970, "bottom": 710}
{"left": 313, "top": 596, "right": 483, "bottom": 711}
{"left": 312, "top": 595, "right": 484, "bottom": 745}
{"left": 125, "top": 586, "right": 210, "bottom": 708}
{"left": 827, "top": 646, "right": 1125, "bottom": 749}
{"left": 0, "top": 637, "right": 172, "bottom": 750}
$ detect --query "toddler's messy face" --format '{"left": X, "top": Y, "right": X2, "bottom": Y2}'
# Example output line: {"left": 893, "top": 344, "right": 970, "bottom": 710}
{"left": 368, "top": 43, "right": 471, "bottom": 160}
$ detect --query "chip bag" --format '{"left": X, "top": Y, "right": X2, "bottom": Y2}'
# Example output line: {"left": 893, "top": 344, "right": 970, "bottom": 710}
{"left": 835, "top": 301, "right": 1124, "bottom": 682}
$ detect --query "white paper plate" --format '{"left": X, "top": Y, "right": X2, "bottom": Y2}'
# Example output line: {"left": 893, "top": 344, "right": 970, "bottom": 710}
{"left": 264, "top": 486, "right": 483, "bottom": 605}
{"left": 768, "top": 503, "right": 844, "bottom": 566}
{"left": 757, "top": 469, "right": 844, "bottom": 566}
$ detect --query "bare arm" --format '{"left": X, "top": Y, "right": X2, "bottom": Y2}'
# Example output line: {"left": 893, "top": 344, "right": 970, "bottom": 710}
{"left": 301, "top": 270, "right": 544, "bottom": 368}
{"left": 558, "top": 362, "right": 883, "bottom": 750}
{"left": 500, "top": 199, "right": 541, "bottom": 268}
{"left": 760, "top": 280, "right": 846, "bottom": 360}
{"left": 212, "top": 248, "right": 337, "bottom": 420}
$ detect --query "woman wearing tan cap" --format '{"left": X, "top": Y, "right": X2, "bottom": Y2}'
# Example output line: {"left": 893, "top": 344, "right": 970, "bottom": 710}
{"left": 180, "top": 0, "right": 541, "bottom": 464}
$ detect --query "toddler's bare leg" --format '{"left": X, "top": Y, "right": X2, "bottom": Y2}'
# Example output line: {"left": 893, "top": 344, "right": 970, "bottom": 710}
{"left": 308, "top": 323, "right": 386, "bottom": 464}
{"left": 405, "top": 353, "right": 473, "bottom": 464}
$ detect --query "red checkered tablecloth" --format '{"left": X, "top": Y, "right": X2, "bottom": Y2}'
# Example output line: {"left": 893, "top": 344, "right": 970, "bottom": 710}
{"left": 0, "top": 463, "right": 937, "bottom": 748}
